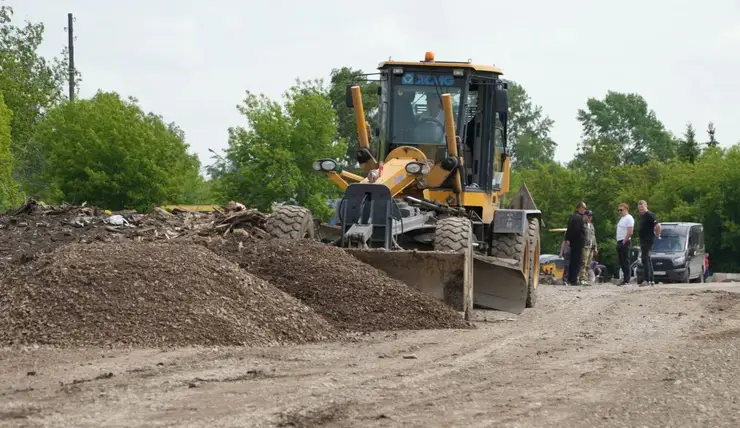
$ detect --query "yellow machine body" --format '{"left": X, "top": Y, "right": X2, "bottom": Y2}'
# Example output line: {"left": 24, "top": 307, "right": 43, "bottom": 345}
{"left": 276, "top": 52, "right": 542, "bottom": 319}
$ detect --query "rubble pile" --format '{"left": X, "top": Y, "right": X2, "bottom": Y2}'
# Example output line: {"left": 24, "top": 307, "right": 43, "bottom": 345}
{"left": 209, "top": 238, "right": 473, "bottom": 332}
{"left": 0, "top": 200, "right": 472, "bottom": 348}
{"left": 0, "top": 200, "right": 267, "bottom": 270}
{"left": 0, "top": 241, "right": 338, "bottom": 347}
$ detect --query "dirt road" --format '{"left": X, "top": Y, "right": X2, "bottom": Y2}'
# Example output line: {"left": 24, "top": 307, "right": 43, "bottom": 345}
{"left": 3, "top": 283, "right": 740, "bottom": 428}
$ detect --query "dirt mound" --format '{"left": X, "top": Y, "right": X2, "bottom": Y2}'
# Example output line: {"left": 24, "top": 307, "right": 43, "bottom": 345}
{"left": 207, "top": 238, "right": 472, "bottom": 332}
{"left": 0, "top": 241, "right": 338, "bottom": 347}
{"left": 0, "top": 200, "right": 267, "bottom": 271}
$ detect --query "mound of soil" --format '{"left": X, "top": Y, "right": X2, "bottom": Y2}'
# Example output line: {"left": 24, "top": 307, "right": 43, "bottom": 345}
{"left": 0, "top": 241, "right": 338, "bottom": 347}
{"left": 209, "top": 238, "right": 472, "bottom": 332}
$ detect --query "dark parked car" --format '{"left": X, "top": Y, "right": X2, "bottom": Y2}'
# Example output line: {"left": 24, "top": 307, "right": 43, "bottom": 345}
{"left": 636, "top": 222, "right": 705, "bottom": 284}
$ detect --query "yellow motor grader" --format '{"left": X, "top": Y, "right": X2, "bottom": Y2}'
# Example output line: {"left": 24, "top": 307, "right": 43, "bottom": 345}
{"left": 263, "top": 51, "right": 542, "bottom": 320}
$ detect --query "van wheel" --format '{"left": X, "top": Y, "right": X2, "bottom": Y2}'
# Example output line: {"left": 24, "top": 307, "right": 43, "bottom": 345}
{"left": 683, "top": 268, "right": 691, "bottom": 284}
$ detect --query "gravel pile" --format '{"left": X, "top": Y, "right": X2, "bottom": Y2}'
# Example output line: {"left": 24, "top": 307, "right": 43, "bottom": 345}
{"left": 208, "top": 238, "right": 472, "bottom": 332}
{"left": 0, "top": 241, "right": 338, "bottom": 347}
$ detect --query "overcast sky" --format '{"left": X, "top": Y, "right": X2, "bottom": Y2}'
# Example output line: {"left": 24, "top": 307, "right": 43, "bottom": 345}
{"left": 13, "top": 0, "right": 740, "bottom": 171}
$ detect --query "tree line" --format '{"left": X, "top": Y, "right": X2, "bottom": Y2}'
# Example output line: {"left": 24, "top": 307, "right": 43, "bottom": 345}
{"left": 2, "top": 6, "right": 737, "bottom": 274}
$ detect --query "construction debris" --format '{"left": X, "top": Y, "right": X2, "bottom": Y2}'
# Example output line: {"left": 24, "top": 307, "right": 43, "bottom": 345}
{"left": 209, "top": 238, "right": 473, "bottom": 332}
{"left": 0, "top": 199, "right": 268, "bottom": 270}
{"left": 0, "top": 241, "right": 338, "bottom": 347}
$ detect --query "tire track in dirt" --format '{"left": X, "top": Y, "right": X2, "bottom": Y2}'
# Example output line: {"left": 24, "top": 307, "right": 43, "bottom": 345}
{"left": 1, "top": 286, "right": 737, "bottom": 428}
{"left": 309, "top": 286, "right": 728, "bottom": 427}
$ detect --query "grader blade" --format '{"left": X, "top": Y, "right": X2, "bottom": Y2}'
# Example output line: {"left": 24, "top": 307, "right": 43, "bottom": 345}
{"left": 472, "top": 255, "right": 528, "bottom": 315}
{"left": 346, "top": 249, "right": 528, "bottom": 317}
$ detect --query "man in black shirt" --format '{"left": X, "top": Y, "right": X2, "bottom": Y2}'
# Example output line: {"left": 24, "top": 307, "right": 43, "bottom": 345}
{"left": 565, "top": 201, "right": 587, "bottom": 285}
{"left": 637, "top": 200, "right": 662, "bottom": 286}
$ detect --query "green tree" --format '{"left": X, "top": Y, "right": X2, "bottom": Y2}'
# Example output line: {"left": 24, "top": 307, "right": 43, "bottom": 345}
{"left": 509, "top": 161, "right": 585, "bottom": 253}
{"left": 574, "top": 91, "right": 677, "bottom": 168}
{"left": 706, "top": 122, "right": 719, "bottom": 147}
{"left": 653, "top": 146, "right": 740, "bottom": 272}
{"left": 507, "top": 82, "right": 557, "bottom": 169}
{"left": 328, "top": 67, "right": 379, "bottom": 167}
{"left": 33, "top": 91, "right": 201, "bottom": 211}
{"left": 0, "top": 92, "right": 22, "bottom": 209}
{"left": 219, "top": 78, "right": 346, "bottom": 221}
{"left": 677, "top": 122, "right": 700, "bottom": 163}
{"left": 0, "top": 4, "right": 80, "bottom": 191}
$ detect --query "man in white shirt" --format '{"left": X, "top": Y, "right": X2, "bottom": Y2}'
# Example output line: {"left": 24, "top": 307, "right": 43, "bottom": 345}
{"left": 616, "top": 202, "right": 635, "bottom": 285}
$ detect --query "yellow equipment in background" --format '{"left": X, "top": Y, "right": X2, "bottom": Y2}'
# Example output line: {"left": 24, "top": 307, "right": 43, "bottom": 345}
{"left": 262, "top": 52, "right": 542, "bottom": 319}
{"left": 539, "top": 228, "right": 567, "bottom": 279}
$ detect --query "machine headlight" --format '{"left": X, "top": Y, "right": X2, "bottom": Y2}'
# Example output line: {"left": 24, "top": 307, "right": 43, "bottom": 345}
{"left": 313, "top": 159, "right": 338, "bottom": 172}
{"left": 673, "top": 256, "right": 685, "bottom": 266}
{"left": 321, "top": 160, "right": 337, "bottom": 171}
{"left": 405, "top": 162, "right": 422, "bottom": 174}
{"left": 405, "top": 161, "right": 429, "bottom": 175}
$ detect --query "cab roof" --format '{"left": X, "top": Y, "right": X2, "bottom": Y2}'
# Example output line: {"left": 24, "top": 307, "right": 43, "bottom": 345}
{"left": 378, "top": 56, "right": 503, "bottom": 74}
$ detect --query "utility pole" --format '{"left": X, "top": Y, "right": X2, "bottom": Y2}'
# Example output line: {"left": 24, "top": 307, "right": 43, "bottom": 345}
{"left": 67, "top": 13, "right": 75, "bottom": 101}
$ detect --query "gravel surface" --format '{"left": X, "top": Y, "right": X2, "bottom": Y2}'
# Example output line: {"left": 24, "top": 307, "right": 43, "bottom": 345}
{"left": 0, "top": 241, "right": 338, "bottom": 347}
{"left": 208, "top": 238, "right": 472, "bottom": 332}
{"left": 3, "top": 283, "right": 740, "bottom": 427}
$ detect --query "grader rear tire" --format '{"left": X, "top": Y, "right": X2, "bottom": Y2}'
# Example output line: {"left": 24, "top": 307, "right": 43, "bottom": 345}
{"left": 434, "top": 217, "right": 473, "bottom": 252}
{"left": 264, "top": 205, "right": 315, "bottom": 240}
{"left": 490, "top": 230, "right": 528, "bottom": 262}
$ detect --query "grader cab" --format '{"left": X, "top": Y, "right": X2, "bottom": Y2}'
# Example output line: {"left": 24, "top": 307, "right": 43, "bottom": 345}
{"left": 264, "top": 52, "right": 542, "bottom": 319}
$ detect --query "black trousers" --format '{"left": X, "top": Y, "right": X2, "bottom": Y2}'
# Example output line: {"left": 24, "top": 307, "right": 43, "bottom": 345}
{"left": 640, "top": 241, "right": 654, "bottom": 282}
{"left": 617, "top": 240, "right": 631, "bottom": 283}
{"left": 568, "top": 245, "right": 583, "bottom": 284}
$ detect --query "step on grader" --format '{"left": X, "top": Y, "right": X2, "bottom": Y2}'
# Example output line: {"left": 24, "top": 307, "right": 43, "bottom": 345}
{"left": 264, "top": 51, "right": 542, "bottom": 320}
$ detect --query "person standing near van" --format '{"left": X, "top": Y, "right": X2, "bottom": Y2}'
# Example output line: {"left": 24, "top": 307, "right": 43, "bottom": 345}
{"left": 616, "top": 203, "right": 634, "bottom": 286}
{"left": 637, "top": 200, "right": 661, "bottom": 286}
{"left": 704, "top": 253, "right": 711, "bottom": 281}
{"left": 565, "top": 201, "right": 587, "bottom": 285}
{"left": 579, "top": 210, "right": 597, "bottom": 285}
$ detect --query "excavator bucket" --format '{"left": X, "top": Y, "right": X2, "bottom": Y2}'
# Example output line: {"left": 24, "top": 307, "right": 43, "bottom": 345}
{"left": 347, "top": 248, "right": 528, "bottom": 319}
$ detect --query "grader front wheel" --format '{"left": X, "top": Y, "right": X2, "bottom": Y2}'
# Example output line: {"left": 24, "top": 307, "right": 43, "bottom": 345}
{"left": 264, "top": 205, "right": 316, "bottom": 240}
{"left": 434, "top": 217, "right": 473, "bottom": 252}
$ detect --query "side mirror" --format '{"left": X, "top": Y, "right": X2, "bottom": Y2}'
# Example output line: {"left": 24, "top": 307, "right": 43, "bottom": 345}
{"left": 345, "top": 85, "right": 354, "bottom": 108}
{"left": 493, "top": 81, "right": 509, "bottom": 114}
